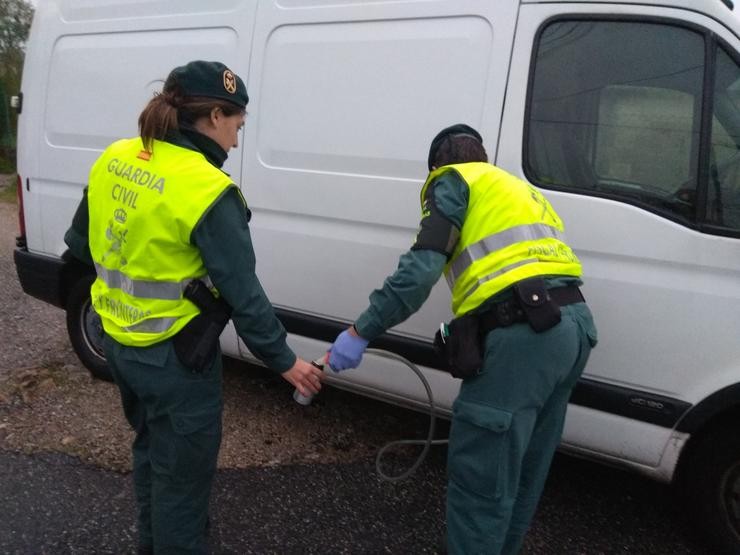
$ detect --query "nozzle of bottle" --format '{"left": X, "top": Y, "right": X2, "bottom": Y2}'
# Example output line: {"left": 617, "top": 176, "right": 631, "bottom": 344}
{"left": 292, "top": 353, "right": 329, "bottom": 406}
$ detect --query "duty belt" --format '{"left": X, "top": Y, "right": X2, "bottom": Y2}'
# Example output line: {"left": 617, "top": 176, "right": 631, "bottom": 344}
{"left": 478, "top": 284, "right": 584, "bottom": 333}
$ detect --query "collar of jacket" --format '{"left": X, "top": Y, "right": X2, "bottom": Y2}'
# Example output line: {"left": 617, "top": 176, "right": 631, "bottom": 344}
{"left": 165, "top": 126, "right": 228, "bottom": 168}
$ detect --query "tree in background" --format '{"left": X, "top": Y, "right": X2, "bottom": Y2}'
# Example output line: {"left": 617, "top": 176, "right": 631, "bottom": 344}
{"left": 0, "top": 0, "right": 34, "bottom": 170}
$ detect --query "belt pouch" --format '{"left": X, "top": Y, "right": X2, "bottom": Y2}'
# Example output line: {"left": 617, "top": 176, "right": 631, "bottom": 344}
{"left": 173, "top": 280, "right": 231, "bottom": 373}
{"left": 173, "top": 313, "right": 227, "bottom": 373}
{"left": 434, "top": 313, "right": 483, "bottom": 379}
{"left": 514, "top": 277, "right": 561, "bottom": 333}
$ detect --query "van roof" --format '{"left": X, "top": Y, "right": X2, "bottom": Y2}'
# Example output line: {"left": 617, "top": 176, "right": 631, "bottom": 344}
{"left": 520, "top": 0, "right": 730, "bottom": 7}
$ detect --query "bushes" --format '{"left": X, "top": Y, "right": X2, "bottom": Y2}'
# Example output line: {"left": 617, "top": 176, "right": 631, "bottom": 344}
{"left": 0, "top": 149, "right": 15, "bottom": 173}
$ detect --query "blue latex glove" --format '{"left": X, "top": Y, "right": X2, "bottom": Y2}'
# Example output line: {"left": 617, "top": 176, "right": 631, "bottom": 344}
{"left": 328, "top": 328, "right": 369, "bottom": 371}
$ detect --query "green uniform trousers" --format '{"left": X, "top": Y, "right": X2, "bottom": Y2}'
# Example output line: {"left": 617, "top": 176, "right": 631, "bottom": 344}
{"left": 104, "top": 336, "right": 223, "bottom": 554}
{"left": 446, "top": 302, "right": 597, "bottom": 555}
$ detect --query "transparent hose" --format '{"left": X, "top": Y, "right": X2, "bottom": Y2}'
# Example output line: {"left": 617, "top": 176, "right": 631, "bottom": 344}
{"left": 365, "top": 348, "right": 448, "bottom": 483}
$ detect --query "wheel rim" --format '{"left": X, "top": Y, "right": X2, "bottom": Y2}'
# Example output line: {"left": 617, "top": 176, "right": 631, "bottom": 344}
{"left": 722, "top": 459, "right": 740, "bottom": 539}
{"left": 81, "top": 298, "right": 106, "bottom": 361}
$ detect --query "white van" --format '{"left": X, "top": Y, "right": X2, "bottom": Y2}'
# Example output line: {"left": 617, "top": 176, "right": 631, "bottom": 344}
{"left": 12, "top": 0, "right": 740, "bottom": 551}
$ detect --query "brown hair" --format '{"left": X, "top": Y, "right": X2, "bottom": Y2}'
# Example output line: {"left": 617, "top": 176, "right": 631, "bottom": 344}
{"left": 430, "top": 135, "right": 488, "bottom": 168}
{"left": 138, "top": 83, "right": 244, "bottom": 152}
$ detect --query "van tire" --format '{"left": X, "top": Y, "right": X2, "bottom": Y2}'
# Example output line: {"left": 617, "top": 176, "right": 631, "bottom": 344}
{"left": 682, "top": 424, "right": 740, "bottom": 555}
{"left": 66, "top": 275, "right": 112, "bottom": 382}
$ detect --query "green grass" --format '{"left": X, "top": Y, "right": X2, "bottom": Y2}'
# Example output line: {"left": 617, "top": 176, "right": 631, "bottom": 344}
{"left": 0, "top": 173, "right": 17, "bottom": 203}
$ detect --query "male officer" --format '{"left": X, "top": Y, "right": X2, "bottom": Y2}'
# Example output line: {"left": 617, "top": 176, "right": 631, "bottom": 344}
{"left": 328, "top": 124, "right": 597, "bottom": 554}
{"left": 65, "top": 61, "right": 323, "bottom": 553}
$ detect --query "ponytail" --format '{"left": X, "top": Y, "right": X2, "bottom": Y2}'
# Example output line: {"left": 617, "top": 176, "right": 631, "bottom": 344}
{"left": 138, "top": 90, "right": 180, "bottom": 153}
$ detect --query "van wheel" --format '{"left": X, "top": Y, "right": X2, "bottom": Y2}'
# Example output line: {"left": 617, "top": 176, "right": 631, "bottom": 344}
{"left": 682, "top": 424, "right": 740, "bottom": 554}
{"left": 66, "top": 276, "right": 112, "bottom": 382}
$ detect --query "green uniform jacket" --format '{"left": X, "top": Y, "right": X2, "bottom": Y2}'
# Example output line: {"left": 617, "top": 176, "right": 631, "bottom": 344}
{"left": 65, "top": 128, "right": 296, "bottom": 372}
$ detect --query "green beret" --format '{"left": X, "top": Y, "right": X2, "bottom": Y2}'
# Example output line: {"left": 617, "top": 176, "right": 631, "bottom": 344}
{"left": 166, "top": 60, "right": 248, "bottom": 108}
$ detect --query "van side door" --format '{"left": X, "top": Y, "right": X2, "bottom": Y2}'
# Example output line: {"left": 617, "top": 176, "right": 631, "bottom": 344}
{"left": 239, "top": 0, "right": 519, "bottom": 409}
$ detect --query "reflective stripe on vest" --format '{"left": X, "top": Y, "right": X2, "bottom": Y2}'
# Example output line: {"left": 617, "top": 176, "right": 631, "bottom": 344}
{"left": 94, "top": 264, "right": 212, "bottom": 301}
{"left": 446, "top": 223, "right": 566, "bottom": 287}
{"left": 421, "top": 162, "right": 582, "bottom": 316}
{"left": 446, "top": 257, "right": 535, "bottom": 293}
{"left": 123, "top": 316, "right": 178, "bottom": 333}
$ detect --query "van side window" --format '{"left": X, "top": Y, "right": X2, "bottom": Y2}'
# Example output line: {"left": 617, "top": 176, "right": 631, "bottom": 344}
{"left": 707, "top": 46, "right": 740, "bottom": 230}
{"left": 526, "top": 20, "right": 705, "bottom": 225}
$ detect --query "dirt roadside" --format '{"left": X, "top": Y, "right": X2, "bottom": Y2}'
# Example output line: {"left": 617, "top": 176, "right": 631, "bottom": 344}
{"left": 0, "top": 181, "right": 433, "bottom": 474}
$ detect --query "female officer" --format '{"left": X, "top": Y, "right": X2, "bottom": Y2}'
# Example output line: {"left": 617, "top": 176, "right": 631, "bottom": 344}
{"left": 328, "top": 124, "right": 597, "bottom": 554}
{"left": 64, "top": 60, "right": 323, "bottom": 554}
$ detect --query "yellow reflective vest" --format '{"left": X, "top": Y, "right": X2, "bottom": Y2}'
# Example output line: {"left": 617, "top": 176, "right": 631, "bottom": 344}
{"left": 87, "top": 137, "right": 236, "bottom": 346}
{"left": 421, "top": 162, "right": 582, "bottom": 316}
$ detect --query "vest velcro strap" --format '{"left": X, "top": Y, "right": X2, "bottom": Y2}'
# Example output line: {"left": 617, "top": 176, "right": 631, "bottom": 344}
{"left": 448, "top": 223, "right": 566, "bottom": 285}
{"left": 95, "top": 264, "right": 210, "bottom": 301}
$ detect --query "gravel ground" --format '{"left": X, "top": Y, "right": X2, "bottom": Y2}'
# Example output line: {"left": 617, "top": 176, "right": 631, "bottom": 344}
{"left": 0, "top": 182, "right": 435, "bottom": 474}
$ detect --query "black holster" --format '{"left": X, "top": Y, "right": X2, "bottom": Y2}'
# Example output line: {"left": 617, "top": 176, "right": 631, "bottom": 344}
{"left": 173, "top": 280, "right": 232, "bottom": 373}
{"left": 433, "top": 313, "right": 483, "bottom": 379}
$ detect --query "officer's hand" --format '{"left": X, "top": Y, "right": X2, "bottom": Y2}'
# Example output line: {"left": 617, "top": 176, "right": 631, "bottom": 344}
{"left": 282, "top": 357, "right": 324, "bottom": 398}
{"left": 328, "top": 326, "right": 369, "bottom": 371}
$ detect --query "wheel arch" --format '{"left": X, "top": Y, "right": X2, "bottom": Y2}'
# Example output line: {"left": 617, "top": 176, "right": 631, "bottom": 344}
{"left": 674, "top": 382, "right": 740, "bottom": 480}
{"left": 675, "top": 382, "right": 740, "bottom": 435}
